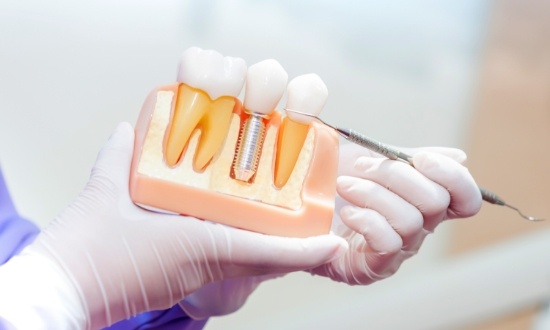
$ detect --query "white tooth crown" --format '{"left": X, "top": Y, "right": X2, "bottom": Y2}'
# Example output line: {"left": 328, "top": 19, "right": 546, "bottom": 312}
{"left": 177, "top": 46, "right": 247, "bottom": 99}
{"left": 244, "top": 59, "right": 288, "bottom": 115}
{"left": 285, "top": 74, "right": 328, "bottom": 124}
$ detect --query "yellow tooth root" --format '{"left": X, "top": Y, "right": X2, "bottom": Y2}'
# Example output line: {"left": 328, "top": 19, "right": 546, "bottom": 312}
{"left": 164, "top": 85, "right": 210, "bottom": 167}
{"left": 274, "top": 117, "right": 310, "bottom": 188}
{"left": 193, "top": 97, "right": 236, "bottom": 171}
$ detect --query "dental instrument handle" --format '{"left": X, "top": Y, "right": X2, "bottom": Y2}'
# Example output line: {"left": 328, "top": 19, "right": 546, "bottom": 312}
{"left": 337, "top": 128, "right": 414, "bottom": 165}
{"left": 478, "top": 188, "right": 506, "bottom": 206}
{"left": 336, "top": 127, "right": 544, "bottom": 222}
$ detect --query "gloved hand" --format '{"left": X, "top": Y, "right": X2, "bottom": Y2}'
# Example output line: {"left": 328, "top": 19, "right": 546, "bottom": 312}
{"left": 0, "top": 122, "right": 348, "bottom": 330}
{"left": 178, "top": 141, "right": 483, "bottom": 317}
{"left": 309, "top": 142, "right": 482, "bottom": 285}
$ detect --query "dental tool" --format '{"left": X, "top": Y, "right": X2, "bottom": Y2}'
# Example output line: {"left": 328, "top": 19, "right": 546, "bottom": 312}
{"left": 284, "top": 108, "right": 544, "bottom": 222}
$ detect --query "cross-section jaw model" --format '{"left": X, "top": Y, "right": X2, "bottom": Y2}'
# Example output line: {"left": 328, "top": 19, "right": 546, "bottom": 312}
{"left": 129, "top": 47, "right": 339, "bottom": 237}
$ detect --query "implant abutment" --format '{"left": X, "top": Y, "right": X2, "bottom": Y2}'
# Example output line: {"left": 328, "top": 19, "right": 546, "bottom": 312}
{"left": 232, "top": 111, "right": 270, "bottom": 182}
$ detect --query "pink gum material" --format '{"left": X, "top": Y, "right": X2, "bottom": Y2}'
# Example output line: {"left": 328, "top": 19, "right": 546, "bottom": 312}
{"left": 129, "top": 84, "right": 339, "bottom": 238}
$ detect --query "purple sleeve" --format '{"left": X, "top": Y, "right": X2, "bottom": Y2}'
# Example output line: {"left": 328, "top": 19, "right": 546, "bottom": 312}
{"left": 0, "top": 168, "right": 39, "bottom": 330}
{"left": 104, "top": 306, "right": 208, "bottom": 330}
{"left": 0, "top": 168, "right": 40, "bottom": 266}
{"left": 0, "top": 318, "right": 16, "bottom": 330}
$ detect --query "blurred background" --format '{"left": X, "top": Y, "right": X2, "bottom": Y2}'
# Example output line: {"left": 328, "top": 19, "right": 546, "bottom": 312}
{"left": 1, "top": 0, "right": 549, "bottom": 329}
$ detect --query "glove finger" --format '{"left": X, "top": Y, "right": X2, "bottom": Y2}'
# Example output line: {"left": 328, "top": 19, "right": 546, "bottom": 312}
{"left": 336, "top": 176, "right": 424, "bottom": 250}
{"left": 339, "top": 206, "right": 406, "bottom": 280}
{"left": 63, "top": 122, "right": 135, "bottom": 218}
{"left": 90, "top": 122, "right": 135, "bottom": 189}
{"left": 350, "top": 157, "right": 451, "bottom": 231}
{"left": 219, "top": 225, "right": 348, "bottom": 277}
{"left": 412, "top": 151, "right": 482, "bottom": 219}
{"left": 340, "top": 206, "right": 402, "bottom": 255}
{"left": 338, "top": 143, "right": 467, "bottom": 177}
{"left": 338, "top": 143, "right": 384, "bottom": 176}
{"left": 403, "top": 147, "right": 467, "bottom": 164}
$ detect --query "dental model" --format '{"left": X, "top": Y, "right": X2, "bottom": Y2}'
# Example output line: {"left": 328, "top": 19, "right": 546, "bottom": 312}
{"left": 130, "top": 47, "right": 339, "bottom": 237}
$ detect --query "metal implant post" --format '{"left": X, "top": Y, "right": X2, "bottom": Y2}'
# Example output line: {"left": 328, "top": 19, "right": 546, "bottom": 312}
{"left": 233, "top": 58, "right": 287, "bottom": 182}
{"left": 232, "top": 112, "right": 267, "bottom": 182}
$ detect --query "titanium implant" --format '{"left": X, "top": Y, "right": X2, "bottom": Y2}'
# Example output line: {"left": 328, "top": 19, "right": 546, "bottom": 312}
{"left": 232, "top": 113, "right": 267, "bottom": 182}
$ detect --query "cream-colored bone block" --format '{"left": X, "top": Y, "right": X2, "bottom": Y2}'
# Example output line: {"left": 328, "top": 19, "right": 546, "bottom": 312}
{"left": 137, "top": 91, "right": 314, "bottom": 210}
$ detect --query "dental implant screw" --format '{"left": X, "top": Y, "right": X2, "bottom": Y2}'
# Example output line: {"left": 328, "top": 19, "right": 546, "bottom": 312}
{"left": 232, "top": 112, "right": 267, "bottom": 182}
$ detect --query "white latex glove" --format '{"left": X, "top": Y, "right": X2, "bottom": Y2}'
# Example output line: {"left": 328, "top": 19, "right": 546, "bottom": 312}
{"left": 309, "top": 142, "right": 482, "bottom": 285}
{"left": 0, "top": 122, "right": 348, "bottom": 330}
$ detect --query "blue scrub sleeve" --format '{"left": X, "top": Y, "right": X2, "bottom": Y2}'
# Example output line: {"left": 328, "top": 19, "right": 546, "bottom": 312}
{"left": 0, "top": 168, "right": 208, "bottom": 330}
{"left": 0, "top": 318, "right": 16, "bottom": 330}
{"left": 0, "top": 169, "right": 40, "bottom": 266}
{"left": 104, "top": 307, "right": 208, "bottom": 330}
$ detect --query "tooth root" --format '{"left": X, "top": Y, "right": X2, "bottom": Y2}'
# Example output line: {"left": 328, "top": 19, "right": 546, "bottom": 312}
{"left": 193, "top": 97, "right": 237, "bottom": 171}
{"left": 164, "top": 84, "right": 210, "bottom": 167}
{"left": 274, "top": 117, "right": 310, "bottom": 188}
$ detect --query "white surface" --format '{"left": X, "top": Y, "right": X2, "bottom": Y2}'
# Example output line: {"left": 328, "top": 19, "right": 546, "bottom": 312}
{"left": 0, "top": 1, "right": 490, "bottom": 329}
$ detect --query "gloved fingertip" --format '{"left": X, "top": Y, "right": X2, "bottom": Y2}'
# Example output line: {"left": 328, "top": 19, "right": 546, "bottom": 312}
{"left": 91, "top": 122, "right": 136, "bottom": 183}
{"left": 329, "top": 237, "right": 349, "bottom": 262}
{"left": 115, "top": 121, "right": 134, "bottom": 135}
{"left": 354, "top": 156, "right": 378, "bottom": 172}
{"left": 441, "top": 148, "right": 467, "bottom": 164}
{"left": 107, "top": 122, "right": 134, "bottom": 147}
{"left": 411, "top": 151, "right": 441, "bottom": 171}
{"left": 413, "top": 148, "right": 467, "bottom": 165}
{"left": 336, "top": 176, "right": 355, "bottom": 191}
{"left": 314, "top": 233, "right": 349, "bottom": 257}
{"left": 340, "top": 205, "right": 360, "bottom": 220}
{"left": 98, "top": 123, "right": 135, "bottom": 164}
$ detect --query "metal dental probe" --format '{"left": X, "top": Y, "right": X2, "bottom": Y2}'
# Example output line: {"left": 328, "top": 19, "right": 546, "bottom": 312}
{"left": 283, "top": 108, "right": 544, "bottom": 222}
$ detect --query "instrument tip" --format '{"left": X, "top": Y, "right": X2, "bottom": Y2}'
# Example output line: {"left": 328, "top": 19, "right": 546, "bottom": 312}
{"left": 505, "top": 204, "right": 544, "bottom": 222}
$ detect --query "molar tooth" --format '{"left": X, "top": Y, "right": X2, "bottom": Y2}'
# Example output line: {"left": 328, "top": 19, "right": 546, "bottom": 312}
{"left": 165, "top": 47, "right": 246, "bottom": 168}
{"left": 274, "top": 73, "right": 328, "bottom": 188}
{"left": 193, "top": 96, "right": 240, "bottom": 170}
{"left": 232, "top": 59, "right": 288, "bottom": 182}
